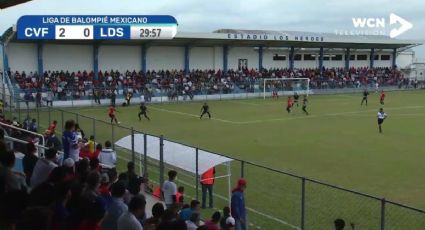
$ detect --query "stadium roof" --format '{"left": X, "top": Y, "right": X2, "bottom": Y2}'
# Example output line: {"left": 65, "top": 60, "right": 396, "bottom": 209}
{"left": 5, "top": 27, "right": 422, "bottom": 51}
{"left": 115, "top": 134, "right": 233, "bottom": 174}
{"left": 0, "top": 0, "right": 32, "bottom": 9}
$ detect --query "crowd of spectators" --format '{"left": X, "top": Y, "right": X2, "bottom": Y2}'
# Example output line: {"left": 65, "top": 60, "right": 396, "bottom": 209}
{"left": 8, "top": 67, "right": 410, "bottom": 102}
{"left": 0, "top": 114, "right": 248, "bottom": 230}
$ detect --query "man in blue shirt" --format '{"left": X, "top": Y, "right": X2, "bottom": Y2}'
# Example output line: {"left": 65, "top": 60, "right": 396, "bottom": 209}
{"left": 179, "top": 200, "right": 200, "bottom": 221}
{"left": 103, "top": 182, "right": 128, "bottom": 230}
{"left": 231, "top": 178, "right": 247, "bottom": 230}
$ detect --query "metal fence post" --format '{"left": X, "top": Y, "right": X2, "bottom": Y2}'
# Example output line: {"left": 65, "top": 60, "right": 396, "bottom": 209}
{"left": 241, "top": 160, "right": 245, "bottom": 178}
{"left": 301, "top": 177, "right": 306, "bottom": 230}
{"left": 18, "top": 100, "right": 21, "bottom": 121}
{"left": 111, "top": 123, "right": 115, "bottom": 150}
{"left": 159, "top": 135, "right": 164, "bottom": 187}
{"left": 61, "top": 110, "right": 64, "bottom": 133}
{"left": 36, "top": 106, "right": 40, "bottom": 128}
{"left": 131, "top": 127, "right": 135, "bottom": 163}
{"left": 381, "top": 198, "right": 386, "bottom": 230}
{"left": 48, "top": 106, "right": 51, "bottom": 125}
{"left": 196, "top": 148, "right": 199, "bottom": 201}
{"left": 143, "top": 133, "right": 147, "bottom": 176}
{"left": 92, "top": 119, "right": 96, "bottom": 141}
{"left": 9, "top": 93, "right": 12, "bottom": 120}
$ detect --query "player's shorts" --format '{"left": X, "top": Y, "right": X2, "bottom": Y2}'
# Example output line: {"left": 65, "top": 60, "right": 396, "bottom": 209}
{"left": 378, "top": 118, "right": 384, "bottom": 125}
{"left": 109, "top": 114, "right": 115, "bottom": 119}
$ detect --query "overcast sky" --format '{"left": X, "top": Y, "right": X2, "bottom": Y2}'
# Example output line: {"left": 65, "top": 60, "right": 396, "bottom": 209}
{"left": 1, "top": 0, "right": 424, "bottom": 60}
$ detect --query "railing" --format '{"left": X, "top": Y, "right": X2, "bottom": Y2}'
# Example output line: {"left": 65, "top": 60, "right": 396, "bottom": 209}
{"left": 1, "top": 87, "right": 424, "bottom": 230}
{"left": 1, "top": 121, "right": 45, "bottom": 156}
{"left": 4, "top": 133, "right": 114, "bottom": 170}
{"left": 8, "top": 80, "right": 421, "bottom": 108}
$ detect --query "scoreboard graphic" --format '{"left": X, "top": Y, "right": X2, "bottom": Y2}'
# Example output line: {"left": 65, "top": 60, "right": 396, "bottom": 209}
{"left": 17, "top": 15, "right": 178, "bottom": 40}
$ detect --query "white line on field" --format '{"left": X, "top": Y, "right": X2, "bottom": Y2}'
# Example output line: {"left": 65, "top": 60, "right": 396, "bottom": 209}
{"left": 151, "top": 105, "right": 425, "bottom": 125}
{"left": 226, "top": 100, "right": 262, "bottom": 106}
{"left": 68, "top": 103, "right": 425, "bottom": 126}
{"left": 149, "top": 106, "right": 240, "bottom": 124}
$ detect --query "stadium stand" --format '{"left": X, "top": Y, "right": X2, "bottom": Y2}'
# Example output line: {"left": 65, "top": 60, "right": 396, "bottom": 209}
{"left": 8, "top": 67, "right": 408, "bottom": 102}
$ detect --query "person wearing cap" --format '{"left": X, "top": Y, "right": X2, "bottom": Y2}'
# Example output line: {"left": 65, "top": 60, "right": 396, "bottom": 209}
{"left": 231, "top": 178, "right": 247, "bottom": 230}
{"left": 225, "top": 216, "right": 236, "bottom": 230}
{"left": 30, "top": 148, "right": 58, "bottom": 188}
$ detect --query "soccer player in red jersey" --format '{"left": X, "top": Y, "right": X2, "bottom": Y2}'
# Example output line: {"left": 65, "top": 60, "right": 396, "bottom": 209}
{"left": 286, "top": 96, "right": 294, "bottom": 113}
{"left": 108, "top": 105, "right": 119, "bottom": 124}
{"left": 380, "top": 90, "right": 386, "bottom": 105}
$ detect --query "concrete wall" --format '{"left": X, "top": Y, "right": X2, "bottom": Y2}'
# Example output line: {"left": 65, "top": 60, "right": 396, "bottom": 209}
{"left": 8, "top": 43, "right": 37, "bottom": 73}
{"left": 146, "top": 46, "right": 184, "bottom": 71}
{"left": 99, "top": 45, "right": 141, "bottom": 72}
{"left": 43, "top": 44, "right": 92, "bottom": 72}
{"left": 189, "top": 47, "right": 214, "bottom": 70}
{"left": 4, "top": 42, "right": 407, "bottom": 73}
{"left": 228, "top": 47, "right": 259, "bottom": 70}
{"left": 263, "top": 49, "right": 289, "bottom": 69}
{"left": 397, "top": 51, "right": 414, "bottom": 69}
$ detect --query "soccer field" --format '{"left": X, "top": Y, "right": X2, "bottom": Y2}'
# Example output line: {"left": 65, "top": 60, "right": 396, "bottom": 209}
{"left": 24, "top": 90, "right": 425, "bottom": 229}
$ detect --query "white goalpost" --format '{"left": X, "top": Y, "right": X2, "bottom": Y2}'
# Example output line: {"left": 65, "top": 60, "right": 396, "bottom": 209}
{"left": 262, "top": 78, "right": 311, "bottom": 99}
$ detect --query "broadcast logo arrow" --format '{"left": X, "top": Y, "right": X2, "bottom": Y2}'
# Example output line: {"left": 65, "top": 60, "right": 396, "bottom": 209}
{"left": 389, "top": 13, "right": 413, "bottom": 38}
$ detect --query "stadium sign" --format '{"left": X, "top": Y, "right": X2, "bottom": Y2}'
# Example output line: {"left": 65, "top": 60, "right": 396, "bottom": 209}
{"left": 16, "top": 15, "right": 178, "bottom": 40}
{"left": 227, "top": 33, "right": 325, "bottom": 42}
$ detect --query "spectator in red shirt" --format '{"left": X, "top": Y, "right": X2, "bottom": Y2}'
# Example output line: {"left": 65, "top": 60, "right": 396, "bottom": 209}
{"left": 204, "top": 211, "right": 221, "bottom": 230}
{"left": 47, "top": 120, "right": 57, "bottom": 133}
{"left": 176, "top": 186, "right": 185, "bottom": 204}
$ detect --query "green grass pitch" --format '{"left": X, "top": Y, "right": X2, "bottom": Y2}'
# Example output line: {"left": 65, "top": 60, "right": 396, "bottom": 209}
{"left": 26, "top": 90, "right": 425, "bottom": 229}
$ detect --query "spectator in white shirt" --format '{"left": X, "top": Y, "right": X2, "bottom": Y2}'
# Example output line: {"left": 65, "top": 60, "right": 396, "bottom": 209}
{"left": 98, "top": 141, "right": 117, "bottom": 167}
{"left": 186, "top": 212, "right": 200, "bottom": 230}
{"left": 30, "top": 148, "right": 58, "bottom": 188}
{"left": 161, "top": 170, "right": 177, "bottom": 209}
{"left": 117, "top": 195, "right": 146, "bottom": 230}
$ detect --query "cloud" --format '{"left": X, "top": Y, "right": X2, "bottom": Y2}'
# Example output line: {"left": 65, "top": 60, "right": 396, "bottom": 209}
{"left": 0, "top": 0, "right": 424, "bottom": 58}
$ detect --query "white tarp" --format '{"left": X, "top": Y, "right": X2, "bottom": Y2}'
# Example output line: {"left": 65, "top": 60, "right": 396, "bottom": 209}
{"left": 115, "top": 134, "right": 233, "bottom": 174}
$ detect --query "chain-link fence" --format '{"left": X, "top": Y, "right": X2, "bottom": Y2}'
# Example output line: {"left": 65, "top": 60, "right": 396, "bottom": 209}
{"left": 1, "top": 88, "right": 424, "bottom": 230}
